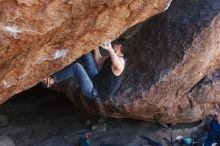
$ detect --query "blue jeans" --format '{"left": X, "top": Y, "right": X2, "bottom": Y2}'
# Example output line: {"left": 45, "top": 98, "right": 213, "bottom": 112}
{"left": 53, "top": 52, "right": 98, "bottom": 99}
{"left": 204, "top": 120, "right": 220, "bottom": 146}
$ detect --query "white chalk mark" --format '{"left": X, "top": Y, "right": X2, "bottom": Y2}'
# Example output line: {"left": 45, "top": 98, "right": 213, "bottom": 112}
{"left": 35, "top": 56, "right": 48, "bottom": 65}
{"left": 3, "top": 25, "right": 47, "bottom": 35}
{"left": 4, "top": 26, "right": 22, "bottom": 34}
{"left": 52, "top": 49, "right": 68, "bottom": 59}
{"left": 35, "top": 49, "right": 68, "bottom": 64}
{"left": 1, "top": 80, "right": 13, "bottom": 88}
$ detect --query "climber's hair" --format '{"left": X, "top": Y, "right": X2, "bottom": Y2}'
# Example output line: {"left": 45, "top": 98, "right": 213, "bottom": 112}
{"left": 111, "top": 37, "right": 129, "bottom": 54}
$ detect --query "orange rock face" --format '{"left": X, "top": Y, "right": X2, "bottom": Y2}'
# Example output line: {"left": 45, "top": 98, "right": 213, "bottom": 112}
{"left": 0, "top": 0, "right": 172, "bottom": 103}
{"left": 55, "top": 0, "right": 220, "bottom": 124}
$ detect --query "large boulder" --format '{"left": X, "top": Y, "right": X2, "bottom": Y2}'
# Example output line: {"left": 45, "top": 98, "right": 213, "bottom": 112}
{"left": 0, "top": 0, "right": 172, "bottom": 103}
{"left": 56, "top": 0, "right": 220, "bottom": 124}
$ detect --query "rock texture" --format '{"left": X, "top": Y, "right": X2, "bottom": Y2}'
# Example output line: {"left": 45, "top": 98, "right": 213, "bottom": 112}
{"left": 0, "top": 86, "right": 206, "bottom": 146}
{"left": 56, "top": 0, "right": 220, "bottom": 124}
{"left": 190, "top": 69, "right": 220, "bottom": 108}
{"left": 1, "top": 0, "right": 220, "bottom": 124}
{"left": 0, "top": 0, "right": 172, "bottom": 103}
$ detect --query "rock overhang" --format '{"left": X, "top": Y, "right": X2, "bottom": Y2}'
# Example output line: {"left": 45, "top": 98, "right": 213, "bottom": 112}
{"left": 0, "top": 0, "right": 172, "bottom": 103}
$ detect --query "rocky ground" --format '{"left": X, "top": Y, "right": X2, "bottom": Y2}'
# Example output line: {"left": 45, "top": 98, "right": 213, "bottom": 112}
{"left": 0, "top": 85, "right": 213, "bottom": 146}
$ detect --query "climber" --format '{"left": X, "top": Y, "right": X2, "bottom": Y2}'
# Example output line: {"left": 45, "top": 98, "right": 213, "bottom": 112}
{"left": 42, "top": 37, "right": 128, "bottom": 100}
{"left": 204, "top": 109, "right": 220, "bottom": 146}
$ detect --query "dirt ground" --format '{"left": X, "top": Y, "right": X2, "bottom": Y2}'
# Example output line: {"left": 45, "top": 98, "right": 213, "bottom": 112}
{"left": 0, "top": 85, "right": 212, "bottom": 146}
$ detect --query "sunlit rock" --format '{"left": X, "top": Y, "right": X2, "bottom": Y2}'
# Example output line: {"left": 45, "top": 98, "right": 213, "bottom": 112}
{"left": 0, "top": 0, "right": 171, "bottom": 103}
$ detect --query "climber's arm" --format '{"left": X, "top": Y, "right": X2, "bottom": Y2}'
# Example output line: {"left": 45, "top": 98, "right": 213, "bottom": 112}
{"left": 108, "top": 48, "right": 125, "bottom": 71}
{"left": 94, "top": 48, "right": 109, "bottom": 66}
{"left": 101, "top": 42, "right": 124, "bottom": 72}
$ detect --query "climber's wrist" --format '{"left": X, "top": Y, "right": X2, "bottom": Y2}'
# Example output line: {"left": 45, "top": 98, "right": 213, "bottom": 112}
{"left": 107, "top": 47, "right": 114, "bottom": 53}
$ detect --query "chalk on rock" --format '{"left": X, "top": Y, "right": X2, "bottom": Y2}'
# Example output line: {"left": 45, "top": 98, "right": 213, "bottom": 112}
{"left": 0, "top": 136, "right": 15, "bottom": 146}
{"left": 0, "top": 115, "right": 8, "bottom": 126}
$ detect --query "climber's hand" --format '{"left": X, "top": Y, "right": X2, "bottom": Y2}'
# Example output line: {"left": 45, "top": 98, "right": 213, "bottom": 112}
{"left": 101, "top": 41, "right": 112, "bottom": 50}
